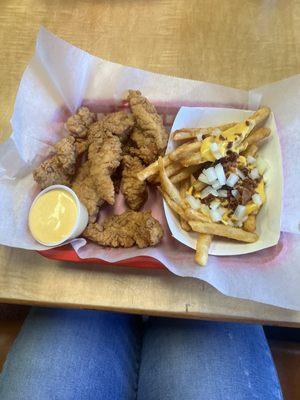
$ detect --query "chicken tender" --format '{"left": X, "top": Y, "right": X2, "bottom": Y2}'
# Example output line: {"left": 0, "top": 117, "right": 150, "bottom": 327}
{"left": 71, "top": 161, "right": 103, "bottom": 223}
{"left": 127, "top": 90, "right": 169, "bottom": 164}
{"left": 66, "top": 106, "right": 96, "bottom": 138}
{"left": 83, "top": 210, "right": 163, "bottom": 248}
{"left": 121, "top": 155, "right": 148, "bottom": 210}
{"left": 88, "top": 135, "right": 122, "bottom": 205}
{"left": 33, "top": 136, "right": 77, "bottom": 189}
{"left": 88, "top": 111, "right": 135, "bottom": 144}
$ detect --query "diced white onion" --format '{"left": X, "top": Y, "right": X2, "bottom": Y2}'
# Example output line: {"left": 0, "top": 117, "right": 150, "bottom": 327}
{"left": 203, "top": 167, "right": 217, "bottom": 183}
{"left": 210, "top": 209, "right": 222, "bottom": 222}
{"left": 214, "top": 163, "right": 226, "bottom": 185}
{"left": 236, "top": 168, "right": 246, "bottom": 180}
{"left": 256, "top": 158, "right": 268, "bottom": 175}
{"left": 196, "top": 132, "right": 203, "bottom": 141}
{"left": 247, "top": 156, "right": 256, "bottom": 164}
{"left": 212, "top": 180, "right": 222, "bottom": 190}
{"left": 200, "top": 186, "right": 213, "bottom": 199}
{"left": 218, "top": 189, "right": 228, "bottom": 198}
{"left": 210, "top": 142, "right": 219, "bottom": 152}
{"left": 198, "top": 172, "right": 210, "bottom": 184}
{"left": 231, "top": 189, "right": 238, "bottom": 198}
{"left": 250, "top": 168, "right": 260, "bottom": 180}
{"left": 226, "top": 173, "right": 239, "bottom": 187}
{"left": 213, "top": 151, "right": 223, "bottom": 160}
{"left": 186, "top": 195, "right": 201, "bottom": 210}
{"left": 234, "top": 205, "right": 246, "bottom": 219}
{"left": 210, "top": 188, "right": 220, "bottom": 197}
{"left": 210, "top": 199, "right": 221, "bottom": 210}
{"left": 252, "top": 193, "right": 262, "bottom": 206}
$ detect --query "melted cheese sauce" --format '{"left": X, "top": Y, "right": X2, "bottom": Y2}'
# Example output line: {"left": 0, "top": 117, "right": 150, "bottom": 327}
{"left": 29, "top": 189, "right": 78, "bottom": 244}
{"left": 199, "top": 120, "right": 254, "bottom": 162}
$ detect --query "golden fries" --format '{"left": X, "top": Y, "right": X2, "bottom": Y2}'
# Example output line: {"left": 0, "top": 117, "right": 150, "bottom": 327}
{"left": 195, "top": 234, "right": 212, "bottom": 266}
{"left": 180, "top": 153, "right": 203, "bottom": 167}
{"left": 244, "top": 127, "right": 271, "bottom": 147}
{"left": 171, "top": 166, "right": 200, "bottom": 184}
{"left": 137, "top": 155, "right": 170, "bottom": 181}
{"left": 173, "top": 122, "right": 236, "bottom": 141}
{"left": 189, "top": 221, "right": 258, "bottom": 243}
{"left": 158, "top": 157, "right": 182, "bottom": 205}
{"left": 137, "top": 106, "right": 271, "bottom": 266}
{"left": 243, "top": 215, "right": 256, "bottom": 233}
{"left": 243, "top": 144, "right": 258, "bottom": 157}
{"left": 169, "top": 141, "right": 202, "bottom": 162}
{"left": 159, "top": 188, "right": 186, "bottom": 220}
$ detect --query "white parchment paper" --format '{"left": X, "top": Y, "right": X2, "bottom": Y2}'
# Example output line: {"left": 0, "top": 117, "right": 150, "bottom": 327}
{"left": 1, "top": 28, "right": 300, "bottom": 310}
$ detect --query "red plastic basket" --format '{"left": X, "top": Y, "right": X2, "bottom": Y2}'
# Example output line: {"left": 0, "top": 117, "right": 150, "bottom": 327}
{"left": 39, "top": 245, "right": 166, "bottom": 270}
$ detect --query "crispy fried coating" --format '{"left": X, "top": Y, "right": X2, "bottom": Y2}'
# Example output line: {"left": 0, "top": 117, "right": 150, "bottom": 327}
{"left": 71, "top": 161, "right": 103, "bottom": 223}
{"left": 83, "top": 210, "right": 163, "bottom": 248}
{"left": 66, "top": 106, "right": 96, "bottom": 138}
{"left": 121, "top": 155, "right": 148, "bottom": 210}
{"left": 127, "top": 90, "right": 169, "bottom": 164}
{"left": 88, "top": 111, "right": 135, "bottom": 144}
{"left": 88, "top": 135, "right": 122, "bottom": 205}
{"left": 33, "top": 136, "right": 77, "bottom": 189}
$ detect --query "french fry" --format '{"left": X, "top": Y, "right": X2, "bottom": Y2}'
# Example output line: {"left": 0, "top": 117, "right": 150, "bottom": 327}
{"left": 171, "top": 165, "right": 200, "bottom": 184}
{"left": 243, "top": 215, "right": 256, "bottom": 233}
{"left": 152, "top": 161, "right": 183, "bottom": 184}
{"left": 180, "top": 153, "right": 203, "bottom": 167}
{"left": 173, "top": 122, "right": 236, "bottom": 141}
{"left": 247, "top": 107, "right": 271, "bottom": 129}
{"left": 137, "top": 155, "right": 171, "bottom": 182}
{"left": 192, "top": 180, "right": 206, "bottom": 192}
{"left": 180, "top": 217, "right": 191, "bottom": 232}
{"left": 158, "top": 157, "right": 182, "bottom": 205}
{"left": 169, "top": 142, "right": 202, "bottom": 162}
{"left": 195, "top": 234, "right": 212, "bottom": 266}
{"left": 244, "top": 127, "right": 271, "bottom": 147}
{"left": 185, "top": 208, "right": 210, "bottom": 223}
{"left": 189, "top": 220, "right": 258, "bottom": 243}
{"left": 243, "top": 144, "right": 258, "bottom": 157}
{"left": 159, "top": 188, "right": 186, "bottom": 220}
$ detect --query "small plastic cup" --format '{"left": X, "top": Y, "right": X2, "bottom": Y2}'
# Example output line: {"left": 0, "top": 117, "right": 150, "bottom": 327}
{"left": 29, "top": 184, "right": 89, "bottom": 246}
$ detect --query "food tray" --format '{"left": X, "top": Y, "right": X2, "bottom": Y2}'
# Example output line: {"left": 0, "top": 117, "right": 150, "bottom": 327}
{"left": 39, "top": 245, "right": 166, "bottom": 270}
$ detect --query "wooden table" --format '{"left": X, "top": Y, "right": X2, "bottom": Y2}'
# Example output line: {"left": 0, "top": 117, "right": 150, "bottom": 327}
{"left": 1, "top": 0, "right": 300, "bottom": 326}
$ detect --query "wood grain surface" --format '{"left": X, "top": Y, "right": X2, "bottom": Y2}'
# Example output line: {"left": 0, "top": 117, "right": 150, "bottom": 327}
{"left": 1, "top": 0, "right": 300, "bottom": 324}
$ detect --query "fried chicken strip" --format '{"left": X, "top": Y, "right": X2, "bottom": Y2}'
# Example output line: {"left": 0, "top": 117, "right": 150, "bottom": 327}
{"left": 88, "top": 135, "right": 122, "bottom": 205}
{"left": 71, "top": 161, "right": 104, "bottom": 223}
{"left": 33, "top": 136, "right": 77, "bottom": 189}
{"left": 88, "top": 111, "right": 135, "bottom": 144}
{"left": 127, "top": 90, "right": 169, "bottom": 164}
{"left": 66, "top": 106, "right": 97, "bottom": 155}
{"left": 121, "top": 155, "right": 148, "bottom": 210}
{"left": 66, "top": 106, "right": 96, "bottom": 138}
{"left": 83, "top": 210, "right": 163, "bottom": 248}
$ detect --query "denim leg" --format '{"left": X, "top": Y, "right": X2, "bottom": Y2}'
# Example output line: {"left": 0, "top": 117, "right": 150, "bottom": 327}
{"left": 137, "top": 318, "right": 283, "bottom": 400}
{"left": 0, "top": 307, "right": 143, "bottom": 400}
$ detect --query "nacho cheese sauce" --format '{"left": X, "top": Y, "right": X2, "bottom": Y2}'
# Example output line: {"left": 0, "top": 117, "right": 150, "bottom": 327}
{"left": 29, "top": 189, "right": 78, "bottom": 244}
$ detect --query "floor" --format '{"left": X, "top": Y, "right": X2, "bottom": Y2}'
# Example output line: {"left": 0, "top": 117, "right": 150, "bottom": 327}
{"left": 0, "top": 305, "right": 299, "bottom": 399}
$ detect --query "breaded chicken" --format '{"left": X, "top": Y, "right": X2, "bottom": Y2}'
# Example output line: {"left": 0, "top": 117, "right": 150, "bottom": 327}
{"left": 83, "top": 210, "right": 163, "bottom": 248}
{"left": 127, "top": 90, "right": 169, "bottom": 164}
{"left": 121, "top": 155, "right": 148, "bottom": 210}
{"left": 88, "top": 135, "right": 122, "bottom": 205}
{"left": 33, "top": 136, "right": 77, "bottom": 189}
{"left": 66, "top": 106, "right": 96, "bottom": 138}
{"left": 71, "top": 161, "right": 103, "bottom": 223}
{"left": 88, "top": 111, "right": 135, "bottom": 144}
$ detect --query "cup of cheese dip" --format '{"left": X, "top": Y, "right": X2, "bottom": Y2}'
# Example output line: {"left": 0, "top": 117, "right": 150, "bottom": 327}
{"left": 28, "top": 185, "right": 88, "bottom": 246}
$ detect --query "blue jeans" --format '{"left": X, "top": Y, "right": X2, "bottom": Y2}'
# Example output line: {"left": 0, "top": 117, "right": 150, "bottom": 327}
{"left": 0, "top": 308, "right": 282, "bottom": 400}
